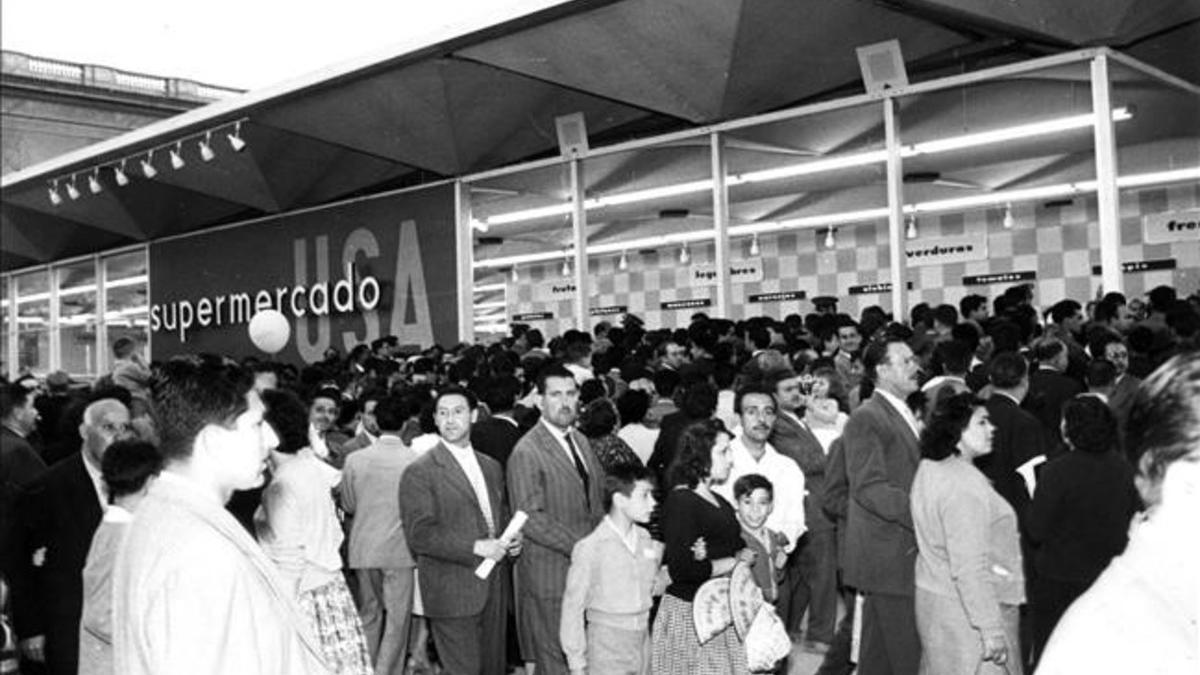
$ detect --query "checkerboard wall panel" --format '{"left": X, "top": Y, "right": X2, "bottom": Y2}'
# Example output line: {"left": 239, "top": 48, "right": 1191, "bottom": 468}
{"left": 505, "top": 184, "right": 1200, "bottom": 333}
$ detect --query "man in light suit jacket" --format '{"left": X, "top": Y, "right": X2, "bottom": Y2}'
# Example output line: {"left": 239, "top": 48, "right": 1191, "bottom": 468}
{"left": 842, "top": 337, "right": 923, "bottom": 675}
{"left": 507, "top": 364, "right": 605, "bottom": 675}
{"left": 16, "top": 398, "right": 131, "bottom": 675}
{"left": 399, "top": 387, "right": 520, "bottom": 675}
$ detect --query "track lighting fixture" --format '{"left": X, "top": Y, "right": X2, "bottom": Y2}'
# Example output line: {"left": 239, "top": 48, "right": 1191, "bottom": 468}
{"left": 169, "top": 142, "right": 185, "bottom": 170}
{"left": 48, "top": 181, "right": 62, "bottom": 206}
{"left": 88, "top": 170, "right": 103, "bottom": 195}
{"left": 140, "top": 153, "right": 157, "bottom": 178}
{"left": 906, "top": 216, "right": 918, "bottom": 240}
{"left": 1003, "top": 203, "right": 1014, "bottom": 229}
{"left": 114, "top": 161, "right": 129, "bottom": 187}
{"left": 511, "top": 266, "right": 519, "bottom": 282}
{"left": 66, "top": 179, "right": 81, "bottom": 201}
{"left": 749, "top": 234, "right": 760, "bottom": 256}
{"left": 199, "top": 133, "right": 215, "bottom": 162}
{"left": 679, "top": 244, "right": 690, "bottom": 264}
{"left": 561, "top": 258, "right": 571, "bottom": 277}
{"left": 824, "top": 228, "right": 836, "bottom": 248}
{"left": 227, "top": 121, "right": 247, "bottom": 152}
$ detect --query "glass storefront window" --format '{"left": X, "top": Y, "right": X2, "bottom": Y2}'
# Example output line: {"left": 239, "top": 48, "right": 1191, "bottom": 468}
{"left": 1, "top": 277, "right": 10, "bottom": 378}
{"left": 16, "top": 270, "right": 50, "bottom": 375}
{"left": 58, "top": 260, "right": 99, "bottom": 376}
{"left": 104, "top": 251, "right": 150, "bottom": 366}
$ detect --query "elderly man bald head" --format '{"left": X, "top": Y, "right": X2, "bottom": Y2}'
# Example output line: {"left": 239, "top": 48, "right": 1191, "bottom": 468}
{"left": 80, "top": 398, "right": 134, "bottom": 473}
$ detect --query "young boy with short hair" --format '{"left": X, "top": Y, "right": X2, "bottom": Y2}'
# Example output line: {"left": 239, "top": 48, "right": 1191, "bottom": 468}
{"left": 733, "top": 474, "right": 788, "bottom": 604}
{"left": 560, "top": 463, "right": 662, "bottom": 675}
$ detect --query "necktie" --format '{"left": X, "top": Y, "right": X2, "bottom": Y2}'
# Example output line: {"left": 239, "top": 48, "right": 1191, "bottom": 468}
{"left": 564, "top": 433, "right": 590, "bottom": 506}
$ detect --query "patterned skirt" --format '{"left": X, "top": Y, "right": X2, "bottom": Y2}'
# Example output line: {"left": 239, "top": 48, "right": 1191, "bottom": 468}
{"left": 300, "top": 576, "right": 373, "bottom": 675}
{"left": 651, "top": 594, "right": 749, "bottom": 675}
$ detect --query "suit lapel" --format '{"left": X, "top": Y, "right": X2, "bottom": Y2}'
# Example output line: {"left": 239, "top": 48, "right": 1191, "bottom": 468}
{"left": 870, "top": 393, "right": 920, "bottom": 463}
{"left": 431, "top": 443, "right": 489, "bottom": 532}
{"left": 68, "top": 454, "right": 104, "bottom": 527}
{"left": 534, "top": 423, "right": 585, "bottom": 489}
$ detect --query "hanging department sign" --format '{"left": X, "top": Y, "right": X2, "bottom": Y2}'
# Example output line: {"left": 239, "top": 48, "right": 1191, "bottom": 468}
{"left": 962, "top": 270, "right": 1037, "bottom": 286}
{"left": 1143, "top": 209, "right": 1200, "bottom": 245}
{"left": 149, "top": 184, "right": 458, "bottom": 363}
{"left": 904, "top": 234, "right": 987, "bottom": 267}
{"left": 690, "top": 258, "right": 764, "bottom": 285}
{"left": 536, "top": 281, "right": 578, "bottom": 301}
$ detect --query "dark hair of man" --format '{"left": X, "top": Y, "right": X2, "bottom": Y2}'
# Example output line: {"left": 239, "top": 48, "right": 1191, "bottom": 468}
{"left": 910, "top": 303, "right": 933, "bottom": 329}
{"left": 1032, "top": 337, "right": 1066, "bottom": 363}
{"left": 960, "top": 294, "right": 988, "bottom": 318}
{"left": 112, "top": 337, "right": 137, "bottom": 359}
{"left": 987, "top": 319, "right": 1023, "bottom": 355}
{"left": 0, "top": 383, "right": 33, "bottom": 421}
{"left": 861, "top": 336, "right": 906, "bottom": 385}
{"left": 481, "top": 375, "right": 521, "bottom": 413}
{"left": 1093, "top": 299, "right": 1119, "bottom": 325}
{"left": 1128, "top": 352, "right": 1200, "bottom": 504}
{"left": 920, "top": 392, "right": 985, "bottom": 461}
{"left": 616, "top": 389, "right": 651, "bottom": 426}
{"left": 261, "top": 389, "right": 309, "bottom": 455}
{"left": 1062, "top": 395, "right": 1118, "bottom": 455}
{"left": 309, "top": 386, "right": 342, "bottom": 408}
{"left": 372, "top": 394, "right": 410, "bottom": 433}
{"left": 748, "top": 326, "right": 772, "bottom": 351}
{"left": 733, "top": 383, "right": 776, "bottom": 416}
{"left": 101, "top": 439, "right": 162, "bottom": 501}
{"left": 1101, "top": 292, "right": 1127, "bottom": 308}
{"left": 1088, "top": 332, "right": 1125, "bottom": 361}
{"left": 989, "top": 352, "right": 1029, "bottom": 389}
{"left": 950, "top": 322, "right": 982, "bottom": 353}
{"left": 652, "top": 368, "right": 681, "bottom": 400}
{"left": 733, "top": 473, "right": 773, "bottom": 502}
{"left": 578, "top": 398, "right": 618, "bottom": 438}
{"left": 680, "top": 381, "right": 719, "bottom": 419}
{"left": 152, "top": 357, "right": 251, "bottom": 462}
{"left": 934, "top": 340, "right": 972, "bottom": 376}
{"left": 1049, "top": 299, "right": 1082, "bottom": 325}
{"left": 579, "top": 379, "right": 607, "bottom": 407}
{"left": 602, "top": 462, "right": 654, "bottom": 512}
{"left": 667, "top": 418, "right": 729, "bottom": 489}
{"left": 1147, "top": 285, "right": 1177, "bottom": 313}
{"left": 932, "top": 304, "right": 959, "bottom": 328}
{"left": 435, "top": 385, "right": 479, "bottom": 411}
{"left": 535, "top": 363, "right": 575, "bottom": 395}
{"left": 1085, "top": 359, "right": 1117, "bottom": 390}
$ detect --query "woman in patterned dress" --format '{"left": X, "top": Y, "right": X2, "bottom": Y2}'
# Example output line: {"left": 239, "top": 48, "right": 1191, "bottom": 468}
{"left": 256, "top": 389, "right": 371, "bottom": 675}
{"left": 651, "top": 418, "right": 755, "bottom": 675}
{"left": 579, "top": 397, "right": 642, "bottom": 472}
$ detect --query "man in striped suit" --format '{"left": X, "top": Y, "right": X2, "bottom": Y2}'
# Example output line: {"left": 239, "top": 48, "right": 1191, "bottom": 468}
{"left": 507, "top": 364, "right": 605, "bottom": 675}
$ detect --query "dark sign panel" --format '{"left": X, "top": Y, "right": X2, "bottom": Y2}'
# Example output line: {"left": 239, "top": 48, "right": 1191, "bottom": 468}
{"left": 512, "top": 312, "right": 554, "bottom": 321}
{"left": 149, "top": 184, "right": 458, "bottom": 363}
{"left": 589, "top": 305, "right": 628, "bottom": 316}
{"left": 1090, "top": 258, "right": 1176, "bottom": 275}
{"left": 660, "top": 298, "right": 713, "bottom": 310}
{"left": 748, "top": 290, "right": 807, "bottom": 303}
{"left": 847, "top": 282, "right": 913, "bottom": 295}
{"left": 962, "top": 271, "right": 1037, "bottom": 286}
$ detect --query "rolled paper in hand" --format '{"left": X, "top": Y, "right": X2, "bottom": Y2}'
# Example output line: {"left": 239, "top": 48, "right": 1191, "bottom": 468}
{"left": 475, "top": 510, "right": 529, "bottom": 579}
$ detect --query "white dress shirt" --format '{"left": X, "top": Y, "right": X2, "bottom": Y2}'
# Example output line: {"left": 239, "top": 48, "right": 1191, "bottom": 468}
{"left": 713, "top": 435, "right": 807, "bottom": 551}
{"left": 82, "top": 451, "right": 108, "bottom": 509}
{"left": 444, "top": 442, "right": 495, "bottom": 535}
{"left": 540, "top": 418, "right": 588, "bottom": 476}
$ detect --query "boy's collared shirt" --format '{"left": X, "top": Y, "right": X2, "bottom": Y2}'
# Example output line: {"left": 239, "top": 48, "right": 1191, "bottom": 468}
{"left": 714, "top": 435, "right": 807, "bottom": 551}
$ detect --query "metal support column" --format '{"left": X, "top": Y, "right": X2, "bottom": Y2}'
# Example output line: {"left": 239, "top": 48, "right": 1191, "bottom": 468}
{"left": 1091, "top": 53, "right": 1123, "bottom": 295}
{"left": 711, "top": 132, "right": 732, "bottom": 318}
{"left": 883, "top": 98, "right": 908, "bottom": 321}
{"left": 570, "top": 158, "right": 590, "bottom": 331}
{"left": 454, "top": 180, "right": 476, "bottom": 344}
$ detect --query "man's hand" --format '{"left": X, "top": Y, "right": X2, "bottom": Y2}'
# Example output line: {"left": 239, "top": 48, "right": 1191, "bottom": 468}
{"left": 503, "top": 531, "right": 524, "bottom": 558}
{"left": 735, "top": 547, "right": 758, "bottom": 565}
{"left": 980, "top": 633, "right": 1008, "bottom": 665}
{"left": 691, "top": 537, "right": 708, "bottom": 561}
{"left": 473, "top": 539, "right": 508, "bottom": 562}
{"left": 20, "top": 635, "right": 46, "bottom": 662}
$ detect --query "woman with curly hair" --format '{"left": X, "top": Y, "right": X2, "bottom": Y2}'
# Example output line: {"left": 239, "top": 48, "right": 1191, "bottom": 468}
{"left": 578, "top": 397, "right": 642, "bottom": 472}
{"left": 255, "top": 389, "right": 371, "bottom": 675}
{"left": 651, "top": 418, "right": 755, "bottom": 675}
{"left": 910, "top": 392, "right": 1024, "bottom": 675}
{"left": 1027, "top": 394, "right": 1138, "bottom": 664}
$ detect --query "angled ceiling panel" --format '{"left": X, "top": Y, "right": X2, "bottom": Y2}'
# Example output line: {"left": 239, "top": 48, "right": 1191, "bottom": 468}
{"left": 459, "top": 0, "right": 744, "bottom": 122}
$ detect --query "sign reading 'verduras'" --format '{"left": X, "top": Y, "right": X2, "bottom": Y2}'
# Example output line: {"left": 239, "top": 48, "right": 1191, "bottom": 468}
{"left": 904, "top": 233, "right": 988, "bottom": 267}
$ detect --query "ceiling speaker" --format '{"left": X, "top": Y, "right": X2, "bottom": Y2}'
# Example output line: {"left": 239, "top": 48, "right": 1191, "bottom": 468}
{"left": 555, "top": 113, "right": 589, "bottom": 157}
{"left": 856, "top": 39, "right": 908, "bottom": 93}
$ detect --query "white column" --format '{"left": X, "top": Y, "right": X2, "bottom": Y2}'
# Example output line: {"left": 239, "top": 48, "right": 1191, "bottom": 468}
{"left": 711, "top": 132, "right": 732, "bottom": 318}
{"left": 1091, "top": 53, "right": 1123, "bottom": 295}
{"left": 95, "top": 254, "right": 107, "bottom": 375}
{"left": 570, "top": 158, "right": 590, "bottom": 331}
{"left": 884, "top": 98, "right": 908, "bottom": 321}
{"left": 454, "top": 180, "right": 476, "bottom": 344}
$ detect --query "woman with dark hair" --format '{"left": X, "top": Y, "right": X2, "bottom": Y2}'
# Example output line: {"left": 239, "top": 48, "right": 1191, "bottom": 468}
{"left": 1027, "top": 395, "right": 1138, "bottom": 663}
{"left": 910, "top": 393, "right": 1024, "bottom": 675}
{"left": 255, "top": 389, "right": 371, "bottom": 675}
{"left": 651, "top": 418, "right": 754, "bottom": 675}
{"left": 578, "top": 397, "right": 642, "bottom": 471}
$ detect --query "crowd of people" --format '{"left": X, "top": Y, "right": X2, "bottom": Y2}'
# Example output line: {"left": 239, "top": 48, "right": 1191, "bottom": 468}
{"left": 0, "top": 281, "right": 1197, "bottom": 675}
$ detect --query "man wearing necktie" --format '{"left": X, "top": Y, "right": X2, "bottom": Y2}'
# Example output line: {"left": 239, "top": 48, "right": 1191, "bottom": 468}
{"left": 508, "top": 364, "right": 605, "bottom": 675}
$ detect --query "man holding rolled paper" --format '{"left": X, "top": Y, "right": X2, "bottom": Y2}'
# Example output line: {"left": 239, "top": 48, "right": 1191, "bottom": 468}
{"left": 398, "top": 386, "right": 521, "bottom": 675}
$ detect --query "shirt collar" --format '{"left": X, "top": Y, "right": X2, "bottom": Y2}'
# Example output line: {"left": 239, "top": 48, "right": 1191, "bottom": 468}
{"left": 82, "top": 451, "right": 108, "bottom": 506}
{"left": 875, "top": 388, "right": 920, "bottom": 437}
{"left": 540, "top": 417, "right": 572, "bottom": 443}
{"left": 603, "top": 516, "right": 639, "bottom": 555}
{"left": 2, "top": 422, "right": 26, "bottom": 438}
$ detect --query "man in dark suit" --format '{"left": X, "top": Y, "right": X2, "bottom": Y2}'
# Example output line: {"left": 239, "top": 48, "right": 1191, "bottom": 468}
{"left": 398, "top": 386, "right": 520, "bottom": 675}
{"left": 979, "top": 352, "right": 1045, "bottom": 523}
{"left": 1, "top": 383, "right": 47, "bottom": 670}
{"left": 471, "top": 375, "right": 525, "bottom": 468}
{"left": 765, "top": 367, "right": 837, "bottom": 649}
{"left": 17, "top": 397, "right": 131, "bottom": 675}
{"left": 646, "top": 380, "right": 717, "bottom": 483}
{"left": 1023, "top": 338, "right": 1084, "bottom": 459}
{"left": 507, "top": 364, "right": 605, "bottom": 675}
{"left": 842, "top": 336, "right": 923, "bottom": 675}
